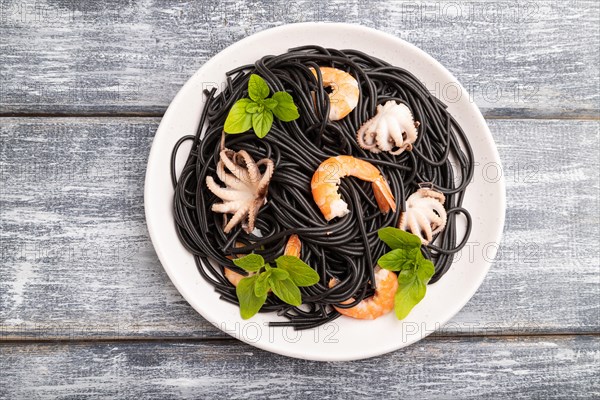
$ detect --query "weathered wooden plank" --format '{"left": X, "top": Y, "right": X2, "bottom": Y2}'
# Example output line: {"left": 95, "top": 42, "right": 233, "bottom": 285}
{"left": 0, "top": 117, "right": 598, "bottom": 339}
{"left": 0, "top": 0, "right": 598, "bottom": 116}
{"left": 0, "top": 336, "right": 598, "bottom": 399}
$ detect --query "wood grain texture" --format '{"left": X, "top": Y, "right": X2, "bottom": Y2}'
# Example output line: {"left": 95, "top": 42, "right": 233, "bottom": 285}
{"left": 1, "top": 117, "right": 598, "bottom": 339}
{"left": 0, "top": 336, "right": 599, "bottom": 399}
{"left": 1, "top": 0, "right": 598, "bottom": 394}
{"left": 1, "top": 0, "right": 599, "bottom": 117}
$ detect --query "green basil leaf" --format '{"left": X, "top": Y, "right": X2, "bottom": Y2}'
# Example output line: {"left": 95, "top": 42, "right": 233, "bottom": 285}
{"left": 271, "top": 92, "right": 300, "bottom": 122}
{"left": 236, "top": 275, "right": 267, "bottom": 319}
{"left": 269, "top": 277, "right": 302, "bottom": 306}
{"left": 377, "top": 248, "right": 420, "bottom": 271}
{"left": 269, "top": 268, "right": 289, "bottom": 281}
{"left": 254, "top": 270, "right": 272, "bottom": 297}
{"left": 252, "top": 110, "right": 274, "bottom": 138}
{"left": 263, "top": 98, "right": 278, "bottom": 110}
{"left": 378, "top": 227, "right": 422, "bottom": 251}
{"left": 416, "top": 257, "right": 435, "bottom": 284}
{"left": 245, "top": 101, "right": 261, "bottom": 114}
{"left": 394, "top": 269, "right": 427, "bottom": 320}
{"left": 232, "top": 253, "right": 265, "bottom": 272}
{"left": 248, "top": 74, "right": 270, "bottom": 101}
{"left": 275, "top": 255, "right": 320, "bottom": 286}
{"left": 224, "top": 98, "right": 253, "bottom": 134}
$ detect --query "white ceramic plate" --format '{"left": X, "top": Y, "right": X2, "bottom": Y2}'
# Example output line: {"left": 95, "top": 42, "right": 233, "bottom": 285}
{"left": 145, "top": 23, "right": 506, "bottom": 361}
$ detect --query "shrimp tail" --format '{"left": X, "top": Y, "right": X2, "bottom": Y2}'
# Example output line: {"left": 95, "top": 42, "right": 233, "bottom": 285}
{"left": 284, "top": 234, "right": 301, "bottom": 258}
{"left": 372, "top": 176, "right": 397, "bottom": 214}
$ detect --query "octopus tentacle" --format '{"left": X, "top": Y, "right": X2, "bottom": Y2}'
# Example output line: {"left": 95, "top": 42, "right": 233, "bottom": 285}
{"left": 212, "top": 200, "right": 248, "bottom": 214}
{"left": 256, "top": 159, "right": 275, "bottom": 195}
{"left": 238, "top": 150, "right": 260, "bottom": 186}
{"left": 216, "top": 161, "right": 248, "bottom": 191}
{"left": 224, "top": 202, "right": 251, "bottom": 233}
{"left": 356, "top": 123, "right": 379, "bottom": 151}
{"left": 246, "top": 198, "right": 265, "bottom": 233}
{"left": 414, "top": 212, "right": 433, "bottom": 243}
{"left": 423, "top": 208, "right": 444, "bottom": 227}
{"left": 206, "top": 177, "right": 251, "bottom": 201}
{"left": 220, "top": 149, "right": 251, "bottom": 185}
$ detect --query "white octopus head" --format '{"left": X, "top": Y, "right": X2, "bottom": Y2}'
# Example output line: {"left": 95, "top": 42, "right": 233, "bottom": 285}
{"left": 357, "top": 101, "right": 419, "bottom": 155}
{"left": 398, "top": 188, "right": 447, "bottom": 245}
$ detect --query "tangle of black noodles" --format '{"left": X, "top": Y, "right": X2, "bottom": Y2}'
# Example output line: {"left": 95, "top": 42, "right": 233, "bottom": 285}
{"left": 171, "top": 46, "right": 474, "bottom": 330}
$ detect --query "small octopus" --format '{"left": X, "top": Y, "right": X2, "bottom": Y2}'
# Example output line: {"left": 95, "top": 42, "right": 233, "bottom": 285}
{"left": 357, "top": 100, "right": 419, "bottom": 155}
{"left": 398, "top": 188, "right": 447, "bottom": 245}
{"left": 205, "top": 148, "right": 274, "bottom": 234}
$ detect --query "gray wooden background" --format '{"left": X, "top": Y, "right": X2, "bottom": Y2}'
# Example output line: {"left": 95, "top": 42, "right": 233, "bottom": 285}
{"left": 1, "top": 0, "right": 599, "bottom": 398}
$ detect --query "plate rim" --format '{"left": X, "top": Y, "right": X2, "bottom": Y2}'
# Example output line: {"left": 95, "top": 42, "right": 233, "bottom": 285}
{"left": 144, "top": 22, "right": 506, "bottom": 361}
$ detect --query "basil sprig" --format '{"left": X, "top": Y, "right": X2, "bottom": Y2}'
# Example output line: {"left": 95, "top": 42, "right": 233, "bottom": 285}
{"left": 377, "top": 227, "right": 435, "bottom": 320}
{"left": 232, "top": 253, "right": 319, "bottom": 319}
{"left": 224, "top": 74, "right": 300, "bottom": 138}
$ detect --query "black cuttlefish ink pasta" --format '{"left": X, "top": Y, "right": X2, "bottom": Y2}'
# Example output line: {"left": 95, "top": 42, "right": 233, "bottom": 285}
{"left": 170, "top": 46, "right": 474, "bottom": 330}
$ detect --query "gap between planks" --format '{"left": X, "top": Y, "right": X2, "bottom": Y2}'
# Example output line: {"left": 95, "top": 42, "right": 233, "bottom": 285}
{"left": 1, "top": 332, "right": 598, "bottom": 344}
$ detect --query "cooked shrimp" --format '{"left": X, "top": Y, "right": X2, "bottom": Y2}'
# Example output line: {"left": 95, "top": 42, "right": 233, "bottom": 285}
{"left": 310, "top": 67, "right": 359, "bottom": 121}
{"left": 311, "top": 156, "right": 397, "bottom": 221}
{"left": 330, "top": 267, "right": 398, "bottom": 320}
{"left": 283, "top": 233, "right": 301, "bottom": 258}
{"left": 224, "top": 241, "right": 248, "bottom": 287}
{"left": 224, "top": 266, "right": 246, "bottom": 287}
{"left": 224, "top": 234, "right": 302, "bottom": 287}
